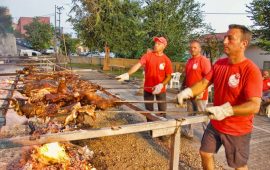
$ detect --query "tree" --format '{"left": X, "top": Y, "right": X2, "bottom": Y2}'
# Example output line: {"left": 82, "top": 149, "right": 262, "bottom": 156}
{"left": 69, "top": 0, "right": 145, "bottom": 58}
{"left": 247, "top": 0, "right": 270, "bottom": 51}
{"left": 24, "top": 18, "right": 54, "bottom": 51}
{"left": 69, "top": 0, "right": 209, "bottom": 61}
{"left": 60, "top": 33, "right": 80, "bottom": 55}
{"left": 142, "top": 0, "right": 208, "bottom": 61}
{"left": 0, "top": 6, "right": 13, "bottom": 34}
{"left": 201, "top": 34, "right": 223, "bottom": 64}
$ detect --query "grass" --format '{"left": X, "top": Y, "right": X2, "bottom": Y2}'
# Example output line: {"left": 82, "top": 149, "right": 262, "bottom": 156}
{"left": 69, "top": 63, "right": 144, "bottom": 80}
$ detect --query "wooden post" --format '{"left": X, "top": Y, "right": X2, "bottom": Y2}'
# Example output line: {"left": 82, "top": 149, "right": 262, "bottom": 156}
{"left": 136, "top": 71, "right": 145, "bottom": 96}
{"left": 103, "top": 44, "right": 110, "bottom": 71}
{"left": 170, "top": 126, "right": 181, "bottom": 170}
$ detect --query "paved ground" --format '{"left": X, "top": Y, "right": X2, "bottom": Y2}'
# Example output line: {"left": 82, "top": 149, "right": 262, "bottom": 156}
{"left": 77, "top": 69, "right": 270, "bottom": 170}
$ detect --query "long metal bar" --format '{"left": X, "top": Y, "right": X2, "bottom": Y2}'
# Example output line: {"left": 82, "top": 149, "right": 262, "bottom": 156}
{"left": 0, "top": 98, "right": 176, "bottom": 103}
{"left": 0, "top": 73, "right": 18, "bottom": 76}
{"left": 16, "top": 63, "right": 67, "bottom": 66}
{"left": 50, "top": 110, "right": 209, "bottom": 119}
{"left": 115, "top": 99, "right": 177, "bottom": 104}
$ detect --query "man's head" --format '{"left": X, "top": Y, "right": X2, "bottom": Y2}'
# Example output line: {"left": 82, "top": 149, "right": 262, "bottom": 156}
{"left": 223, "top": 24, "right": 252, "bottom": 56}
{"left": 263, "top": 70, "right": 269, "bottom": 79}
{"left": 153, "top": 37, "right": 167, "bottom": 53}
{"left": 189, "top": 40, "right": 201, "bottom": 57}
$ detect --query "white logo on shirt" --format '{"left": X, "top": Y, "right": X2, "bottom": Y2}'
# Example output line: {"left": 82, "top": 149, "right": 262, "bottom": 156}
{"left": 192, "top": 63, "right": 198, "bottom": 70}
{"left": 228, "top": 73, "right": 240, "bottom": 88}
{"left": 159, "top": 63, "right": 165, "bottom": 70}
{"left": 267, "top": 82, "right": 270, "bottom": 87}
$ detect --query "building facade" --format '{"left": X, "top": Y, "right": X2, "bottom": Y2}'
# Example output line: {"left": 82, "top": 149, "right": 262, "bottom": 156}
{"left": 16, "top": 17, "right": 50, "bottom": 35}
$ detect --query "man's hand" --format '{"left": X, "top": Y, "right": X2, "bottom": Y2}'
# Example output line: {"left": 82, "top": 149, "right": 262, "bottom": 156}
{"left": 116, "top": 73, "right": 129, "bottom": 82}
{"left": 152, "top": 83, "right": 163, "bottom": 94}
{"left": 177, "top": 88, "right": 193, "bottom": 105}
{"left": 206, "top": 102, "right": 234, "bottom": 120}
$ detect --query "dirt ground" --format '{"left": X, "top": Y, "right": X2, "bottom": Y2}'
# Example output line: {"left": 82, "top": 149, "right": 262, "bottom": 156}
{"left": 0, "top": 106, "right": 225, "bottom": 170}
{"left": 73, "top": 107, "right": 224, "bottom": 170}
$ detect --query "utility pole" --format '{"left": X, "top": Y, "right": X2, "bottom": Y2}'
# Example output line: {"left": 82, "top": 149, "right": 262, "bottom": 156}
{"left": 56, "top": 6, "right": 64, "bottom": 36}
{"left": 54, "top": 5, "right": 64, "bottom": 66}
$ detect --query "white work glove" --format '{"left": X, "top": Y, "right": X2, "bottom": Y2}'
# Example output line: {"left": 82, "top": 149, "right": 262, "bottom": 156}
{"left": 152, "top": 83, "right": 163, "bottom": 94}
{"left": 266, "top": 105, "right": 270, "bottom": 118}
{"left": 177, "top": 88, "right": 193, "bottom": 105}
{"left": 206, "top": 102, "right": 234, "bottom": 121}
{"left": 116, "top": 73, "right": 129, "bottom": 82}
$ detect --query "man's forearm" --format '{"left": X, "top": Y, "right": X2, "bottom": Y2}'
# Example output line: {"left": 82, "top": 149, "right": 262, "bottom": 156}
{"left": 190, "top": 78, "right": 210, "bottom": 96}
{"left": 127, "top": 63, "right": 141, "bottom": 75}
{"left": 232, "top": 97, "right": 261, "bottom": 116}
{"left": 162, "top": 74, "right": 172, "bottom": 85}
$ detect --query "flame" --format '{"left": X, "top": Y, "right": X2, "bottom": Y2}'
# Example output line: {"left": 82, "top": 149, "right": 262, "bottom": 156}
{"left": 37, "top": 142, "right": 70, "bottom": 164}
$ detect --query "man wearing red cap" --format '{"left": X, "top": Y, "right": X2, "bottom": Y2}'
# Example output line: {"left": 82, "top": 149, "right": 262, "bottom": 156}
{"left": 116, "top": 37, "right": 173, "bottom": 118}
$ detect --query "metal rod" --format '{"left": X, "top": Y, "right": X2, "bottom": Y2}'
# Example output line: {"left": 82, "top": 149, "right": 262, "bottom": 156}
{"left": 0, "top": 98, "right": 27, "bottom": 101}
{"left": 0, "top": 88, "right": 23, "bottom": 91}
{"left": 115, "top": 99, "right": 177, "bottom": 103}
{"left": 0, "top": 98, "right": 176, "bottom": 104}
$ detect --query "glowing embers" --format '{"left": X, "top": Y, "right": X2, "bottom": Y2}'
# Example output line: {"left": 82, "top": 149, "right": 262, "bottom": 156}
{"left": 21, "top": 142, "right": 96, "bottom": 170}
{"left": 36, "top": 142, "right": 70, "bottom": 165}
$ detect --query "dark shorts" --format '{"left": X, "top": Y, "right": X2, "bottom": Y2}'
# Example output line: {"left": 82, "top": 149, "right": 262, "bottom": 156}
{"left": 143, "top": 90, "right": 166, "bottom": 112}
{"left": 200, "top": 123, "right": 251, "bottom": 168}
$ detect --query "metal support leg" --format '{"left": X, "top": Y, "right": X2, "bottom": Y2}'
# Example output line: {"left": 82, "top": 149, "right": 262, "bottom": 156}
{"left": 170, "top": 126, "right": 181, "bottom": 170}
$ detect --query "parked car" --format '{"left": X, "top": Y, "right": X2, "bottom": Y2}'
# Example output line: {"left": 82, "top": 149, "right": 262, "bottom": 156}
{"left": 70, "top": 53, "right": 78, "bottom": 57}
{"left": 99, "top": 52, "right": 115, "bottom": 58}
{"left": 79, "top": 52, "right": 89, "bottom": 56}
{"left": 87, "top": 51, "right": 100, "bottom": 57}
{"left": 19, "top": 49, "right": 41, "bottom": 57}
{"left": 44, "top": 47, "right": 55, "bottom": 55}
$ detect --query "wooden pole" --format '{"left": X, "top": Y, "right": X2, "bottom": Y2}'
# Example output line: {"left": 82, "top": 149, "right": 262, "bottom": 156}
{"left": 103, "top": 43, "right": 110, "bottom": 71}
{"left": 170, "top": 126, "right": 181, "bottom": 170}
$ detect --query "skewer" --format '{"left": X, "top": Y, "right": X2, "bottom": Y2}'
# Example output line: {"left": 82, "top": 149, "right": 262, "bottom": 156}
{"left": 114, "top": 99, "right": 178, "bottom": 103}
{"left": 0, "top": 98, "right": 27, "bottom": 101}
{"left": 0, "top": 98, "right": 177, "bottom": 105}
{"left": 56, "top": 110, "right": 210, "bottom": 116}
{"left": 0, "top": 108, "right": 210, "bottom": 117}
{"left": 0, "top": 88, "right": 23, "bottom": 91}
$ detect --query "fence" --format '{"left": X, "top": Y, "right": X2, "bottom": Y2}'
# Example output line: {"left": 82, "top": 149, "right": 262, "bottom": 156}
{"left": 70, "top": 56, "right": 185, "bottom": 72}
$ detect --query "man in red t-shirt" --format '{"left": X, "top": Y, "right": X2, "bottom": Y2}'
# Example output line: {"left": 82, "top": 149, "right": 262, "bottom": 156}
{"left": 181, "top": 40, "right": 211, "bottom": 138}
{"left": 116, "top": 37, "right": 173, "bottom": 118}
{"left": 262, "top": 70, "right": 270, "bottom": 100}
{"left": 177, "top": 25, "right": 262, "bottom": 169}
{"left": 262, "top": 70, "right": 270, "bottom": 117}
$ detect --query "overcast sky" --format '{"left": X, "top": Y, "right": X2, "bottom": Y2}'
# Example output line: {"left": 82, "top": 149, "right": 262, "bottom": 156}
{"left": 1, "top": 0, "right": 254, "bottom": 35}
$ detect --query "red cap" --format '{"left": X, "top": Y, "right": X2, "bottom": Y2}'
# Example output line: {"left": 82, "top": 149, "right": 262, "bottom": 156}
{"left": 153, "top": 36, "right": 167, "bottom": 46}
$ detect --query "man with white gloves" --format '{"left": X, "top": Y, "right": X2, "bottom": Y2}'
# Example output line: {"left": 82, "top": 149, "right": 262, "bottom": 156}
{"left": 180, "top": 40, "right": 211, "bottom": 139}
{"left": 177, "top": 25, "right": 262, "bottom": 169}
{"left": 116, "top": 37, "right": 173, "bottom": 119}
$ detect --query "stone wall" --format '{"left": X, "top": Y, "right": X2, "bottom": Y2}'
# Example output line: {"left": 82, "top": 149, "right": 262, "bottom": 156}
{"left": 0, "top": 33, "right": 17, "bottom": 56}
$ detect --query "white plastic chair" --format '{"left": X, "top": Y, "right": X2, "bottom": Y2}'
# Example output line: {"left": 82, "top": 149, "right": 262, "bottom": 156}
{"left": 170, "top": 72, "right": 181, "bottom": 89}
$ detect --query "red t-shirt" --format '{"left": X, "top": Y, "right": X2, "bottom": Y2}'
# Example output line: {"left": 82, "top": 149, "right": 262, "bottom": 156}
{"left": 263, "top": 78, "right": 270, "bottom": 92}
{"left": 205, "top": 58, "right": 262, "bottom": 136}
{"left": 185, "top": 56, "right": 211, "bottom": 100}
{"left": 140, "top": 52, "right": 173, "bottom": 93}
